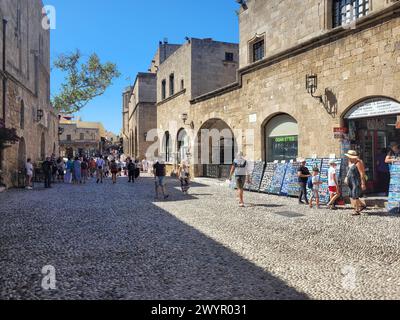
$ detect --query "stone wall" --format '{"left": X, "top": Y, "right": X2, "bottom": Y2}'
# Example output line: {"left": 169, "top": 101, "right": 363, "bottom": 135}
{"left": 0, "top": 0, "right": 58, "bottom": 188}
{"left": 190, "top": 15, "right": 400, "bottom": 162}
{"left": 239, "top": 0, "right": 396, "bottom": 68}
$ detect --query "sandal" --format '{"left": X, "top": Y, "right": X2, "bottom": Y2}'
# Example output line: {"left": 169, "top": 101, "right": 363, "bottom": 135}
{"left": 352, "top": 211, "right": 361, "bottom": 216}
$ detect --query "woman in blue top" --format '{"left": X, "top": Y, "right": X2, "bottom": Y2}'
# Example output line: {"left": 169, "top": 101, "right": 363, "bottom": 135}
{"left": 65, "top": 157, "right": 74, "bottom": 184}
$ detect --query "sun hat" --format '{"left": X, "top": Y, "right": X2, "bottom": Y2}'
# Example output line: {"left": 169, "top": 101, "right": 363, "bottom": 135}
{"left": 329, "top": 159, "right": 337, "bottom": 165}
{"left": 345, "top": 150, "right": 359, "bottom": 159}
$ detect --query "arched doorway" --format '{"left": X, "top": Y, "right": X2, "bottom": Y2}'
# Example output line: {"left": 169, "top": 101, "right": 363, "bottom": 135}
{"left": 342, "top": 96, "right": 400, "bottom": 194}
{"left": 40, "top": 132, "right": 46, "bottom": 160}
{"left": 263, "top": 114, "right": 299, "bottom": 162}
{"left": 177, "top": 128, "right": 190, "bottom": 164}
{"left": 162, "top": 131, "right": 172, "bottom": 163}
{"left": 196, "top": 119, "right": 236, "bottom": 178}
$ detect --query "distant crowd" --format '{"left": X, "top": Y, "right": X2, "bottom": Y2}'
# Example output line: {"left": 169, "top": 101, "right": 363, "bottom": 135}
{"left": 23, "top": 154, "right": 192, "bottom": 201}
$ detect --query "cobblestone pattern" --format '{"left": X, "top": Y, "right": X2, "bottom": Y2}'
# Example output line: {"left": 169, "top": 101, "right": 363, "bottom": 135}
{"left": 0, "top": 175, "right": 399, "bottom": 300}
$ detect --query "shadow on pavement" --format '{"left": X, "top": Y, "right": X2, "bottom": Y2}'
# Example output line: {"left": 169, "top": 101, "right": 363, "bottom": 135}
{"left": 0, "top": 175, "right": 309, "bottom": 300}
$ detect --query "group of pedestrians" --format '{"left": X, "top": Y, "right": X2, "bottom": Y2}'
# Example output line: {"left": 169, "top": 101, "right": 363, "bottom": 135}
{"left": 229, "top": 145, "right": 400, "bottom": 215}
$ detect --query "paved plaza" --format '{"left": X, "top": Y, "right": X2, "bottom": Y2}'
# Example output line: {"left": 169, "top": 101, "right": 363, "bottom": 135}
{"left": 0, "top": 174, "right": 399, "bottom": 300}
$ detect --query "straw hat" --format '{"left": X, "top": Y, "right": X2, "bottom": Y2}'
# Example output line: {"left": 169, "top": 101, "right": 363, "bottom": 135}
{"left": 345, "top": 150, "right": 359, "bottom": 159}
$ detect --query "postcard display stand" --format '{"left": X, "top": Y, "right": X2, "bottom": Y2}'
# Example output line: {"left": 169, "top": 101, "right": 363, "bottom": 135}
{"left": 281, "top": 162, "right": 300, "bottom": 197}
{"left": 268, "top": 163, "right": 288, "bottom": 195}
{"left": 387, "top": 163, "right": 400, "bottom": 214}
{"left": 259, "top": 163, "right": 277, "bottom": 193}
{"left": 245, "top": 161, "right": 266, "bottom": 191}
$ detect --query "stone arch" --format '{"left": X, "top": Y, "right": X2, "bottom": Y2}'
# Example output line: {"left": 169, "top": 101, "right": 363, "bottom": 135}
{"left": 340, "top": 95, "right": 400, "bottom": 125}
{"left": 161, "top": 131, "right": 172, "bottom": 163}
{"left": 262, "top": 113, "right": 299, "bottom": 162}
{"left": 177, "top": 128, "right": 190, "bottom": 164}
{"left": 195, "top": 118, "right": 237, "bottom": 178}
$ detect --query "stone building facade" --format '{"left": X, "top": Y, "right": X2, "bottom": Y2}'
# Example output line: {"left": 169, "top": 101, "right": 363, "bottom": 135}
{"left": 185, "top": 0, "right": 400, "bottom": 195}
{"left": 156, "top": 38, "right": 239, "bottom": 171}
{"left": 122, "top": 42, "right": 180, "bottom": 160}
{"left": 123, "top": 0, "right": 400, "bottom": 195}
{"left": 0, "top": 0, "right": 59, "bottom": 188}
{"left": 59, "top": 119, "right": 106, "bottom": 158}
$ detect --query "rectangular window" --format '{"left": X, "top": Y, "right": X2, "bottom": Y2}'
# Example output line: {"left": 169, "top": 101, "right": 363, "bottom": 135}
{"left": 169, "top": 74, "right": 175, "bottom": 96}
{"left": 80, "top": 133, "right": 84, "bottom": 140}
{"left": 181, "top": 79, "right": 184, "bottom": 90}
{"left": 253, "top": 40, "right": 265, "bottom": 62}
{"left": 67, "top": 135, "right": 71, "bottom": 141}
{"left": 332, "top": 0, "right": 370, "bottom": 28}
{"left": 161, "top": 80, "right": 166, "bottom": 100}
{"left": 225, "top": 52, "right": 234, "bottom": 61}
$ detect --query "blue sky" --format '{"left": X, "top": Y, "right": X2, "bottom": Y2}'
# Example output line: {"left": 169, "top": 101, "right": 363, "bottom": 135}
{"left": 46, "top": 0, "right": 240, "bottom": 134}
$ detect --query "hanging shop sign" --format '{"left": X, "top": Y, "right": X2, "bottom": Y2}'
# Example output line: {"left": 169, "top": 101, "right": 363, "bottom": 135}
{"left": 334, "top": 127, "right": 348, "bottom": 139}
{"left": 344, "top": 98, "right": 400, "bottom": 119}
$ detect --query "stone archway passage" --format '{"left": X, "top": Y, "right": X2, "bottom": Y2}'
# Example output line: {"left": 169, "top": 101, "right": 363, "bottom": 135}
{"left": 196, "top": 119, "right": 237, "bottom": 178}
{"left": 264, "top": 114, "right": 299, "bottom": 162}
{"left": 177, "top": 128, "right": 189, "bottom": 164}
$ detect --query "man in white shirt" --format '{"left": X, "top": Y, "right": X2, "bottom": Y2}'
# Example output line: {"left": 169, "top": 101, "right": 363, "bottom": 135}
{"left": 96, "top": 156, "right": 105, "bottom": 184}
{"left": 327, "top": 159, "right": 340, "bottom": 210}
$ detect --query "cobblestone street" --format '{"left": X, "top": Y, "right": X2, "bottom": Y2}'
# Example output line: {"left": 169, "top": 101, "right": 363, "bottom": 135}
{"left": 1, "top": 174, "right": 399, "bottom": 300}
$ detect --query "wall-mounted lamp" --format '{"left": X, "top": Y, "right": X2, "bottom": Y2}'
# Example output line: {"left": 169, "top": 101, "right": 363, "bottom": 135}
{"left": 36, "top": 109, "right": 44, "bottom": 122}
{"left": 180, "top": 113, "right": 195, "bottom": 129}
{"left": 180, "top": 113, "right": 189, "bottom": 124}
{"left": 58, "top": 127, "right": 64, "bottom": 135}
{"left": 306, "top": 74, "right": 324, "bottom": 103}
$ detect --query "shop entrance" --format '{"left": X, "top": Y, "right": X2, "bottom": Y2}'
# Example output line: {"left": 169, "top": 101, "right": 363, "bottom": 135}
{"left": 344, "top": 97, "right": 400, "bottom": 195}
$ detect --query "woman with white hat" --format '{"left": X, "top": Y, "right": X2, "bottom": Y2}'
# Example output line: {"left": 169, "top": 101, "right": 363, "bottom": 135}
{"left": 345, "top": 150, "right": 367, "bottom": 215}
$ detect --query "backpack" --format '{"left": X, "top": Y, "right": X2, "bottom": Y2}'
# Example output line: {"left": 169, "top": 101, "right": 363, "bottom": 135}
{"left": 307, "top": 176, "right": 313, "bottom": 189}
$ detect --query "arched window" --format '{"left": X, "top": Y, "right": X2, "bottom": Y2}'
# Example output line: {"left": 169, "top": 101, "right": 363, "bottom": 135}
{"left": 161, "top": 80, "right": 166, "bottom": 100}
{"left": 264, "top": 114, "right": 299, "bottom": 162}
{"left": 169, "top": 74, "right": 175, "bottom": 96}
{"left": 20, "top": 100, "right": 25, "bottom": 129}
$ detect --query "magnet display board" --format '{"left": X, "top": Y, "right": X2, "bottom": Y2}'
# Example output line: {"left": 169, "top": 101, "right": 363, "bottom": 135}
{"left": 387, "top": 163, "right": 400, "bottom": 214}
{"left": 281, "top": 162, "right": 300, "bottom": 197}
{"left": 259, "top": 162, "right": 277, "bottom": 194}
{"left": 268, "top": 163, "right": 288, "bottom": 195}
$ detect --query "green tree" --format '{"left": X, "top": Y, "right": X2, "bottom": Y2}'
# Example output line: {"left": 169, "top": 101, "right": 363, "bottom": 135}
{"left": 52, "top": 50, "right": 121, "bottom": 114}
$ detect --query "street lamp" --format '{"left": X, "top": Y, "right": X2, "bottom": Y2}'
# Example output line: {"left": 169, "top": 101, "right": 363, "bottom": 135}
{"left": 180, "top": 113, "right": 195, "bottom": 129}
{"left": 306, "top": 74, "right": 323, "bottom": 103}
{"left": 36, "top": 109, "right": 44, "bottom": 122}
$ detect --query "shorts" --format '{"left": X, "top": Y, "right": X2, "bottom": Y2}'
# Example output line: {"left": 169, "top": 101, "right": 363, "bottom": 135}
{"left": 329, "top": 186, "right": 338, "bottom": 193}
{"left": 311, "top": 189, "right": 319, "bottom": 199}
{"left": 236, "top": 176, "right": 246, "bottom": 190}
{"left": 155, "top": 176, "right": 165, "bottom": 187}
